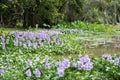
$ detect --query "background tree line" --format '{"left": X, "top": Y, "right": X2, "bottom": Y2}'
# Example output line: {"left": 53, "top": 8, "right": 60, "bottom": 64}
{"left": 0, "top": 0, "right": 120, "bottom": 28}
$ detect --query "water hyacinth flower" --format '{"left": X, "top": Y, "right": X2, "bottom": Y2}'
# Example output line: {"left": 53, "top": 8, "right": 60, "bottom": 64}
{"left": 26, "top": 69, "right": 31, "bottom": 77}
{"left": 33, "top": 43, "right": 38, "bottom": 49}
{"left": 107, "top": 55, "right": 112, "bottom": 62}
{"left": 80, "top": 55, "right": 90, "bottom": 63}
{"left": 57, "top": 67, "right": 64, "bottom": 77}
{"left": 62, "top": 59, "right": 70, "bottom": 68}
{"left": 45, "top": 55, "right": 49, "bottom": 62}
{"left": 0, "top": 69, "right": 4, "bottom": 74}
{"left": 23, "top": 43, "right": 27, "bottom": 48}
{"left": 114, "top": 58, "right": 119, "bottom": 65}
{"left": 44, "top": 55, "right": 50, "bottom": 69}
{"left": 10, "top": 30, "right": 61, "bottom": 49}
{"left": 55, "top": 61, "right": 60, "bottom": 67}
{"left": 102, "top": 54, "right": 112, "bottom": 62}
{"left": 45, "top": 62, "right": 50, "bottom": 69}
{"left": 53, "top": 37, "right": 57, "bottom": 43}
{"left": 72, "top": 62, "right": 77, "bottom": 68}
{"left": 6, "top": 38, "right": 10, "bottom": 44}
{"left": 27, "top": 60, "right": 32, "bottom": 66}
{"left": 0, "top": 34, "right": 5, "bottom": 42}
{"left": 56, "top": 59, "right": 71, "bottom": 77}
{"left": 77, "top": 55, "right": 93, "bottom": 70}
{"left": 102, "top": 54, "right": 109, "bottom": 59}
{"left": 34, "top": 69, "right": 41, "bottom": 78}
{"left": 83, "top": 62, "right": 93, "bottom": 70}
{"left": 2, "top": 43, "right": 5, "bottom": 49}
{"left": 28, "top": 41, "right": 32, "bottom": 47}
{"left": 77, "top": 61, "right": 84, "bottom": 70}
{"left": 13, "top": 39, "right": 18, "bottom": 46}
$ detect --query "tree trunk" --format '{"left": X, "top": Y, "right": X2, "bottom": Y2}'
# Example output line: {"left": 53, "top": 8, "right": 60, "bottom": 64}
{"left": 23, "top": 8, "right": 29, "bottom": 28}
{"left": 0, "top": 15, "right": 3, "bottom": 26}
{"left": 114, "top": 0, "right": 117, "bottom": 25}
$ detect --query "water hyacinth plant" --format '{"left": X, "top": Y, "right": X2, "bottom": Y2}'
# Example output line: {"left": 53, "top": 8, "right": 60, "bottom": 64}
{"left": 0, "top": 53, "right": 120, "bottom": 79}
{"left": 0, "top": 29, "right": 120, "bottom": 79}
{"left": 0, "top": 69, "right": 5, "bottom": 74}
{"left": 27, "top": 60, "right": 32, "bottom": 66}
{"left": 34, "top": 69, "right": 41, "bottom": 78}
{"left": 0, "top": 30, "right": 62, "bottom": 50}
{"left": 25, "top": 69, "right": 31, "bottom": 77}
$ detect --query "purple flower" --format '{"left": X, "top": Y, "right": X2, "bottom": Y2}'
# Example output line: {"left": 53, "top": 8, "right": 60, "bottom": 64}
{"left": 33, "top": 43, "right": 38, "bottom": 49}
{"left": 34, "top": 69, "right": 41, "bottom": 78}
{"left": 13, "top": 39, "right": 18, "bottom": 46}
{"left": 114, "top": 58, "right": 119, "bottom": 65}
{"left": 44, "top": 55, "right": 50, "bottom": 69}
{"left": 25, "top": 69, "right": 31, "bottom": 77}
{"left": 58, "top": 62, "right": 65, "bottom": 69}
{"left": 0, "top": 69, "right": 4, "bottom": 74}
{"left": 72, "top": 62, "right": 77, "bottom": 68}
{"left": 57, "top": 67, "right": 64, "bottom": 77}
{"left": 83, "top": 62, "right": 93, "bottom": 70}
{"left": 45, "top": 62, "right": 50, "bottom": 69}
{"left": 45, "top": 55, "right": 49, "bottom": 62}
{"left": 2, "top": 43, "right": 5, "bottom": 49}
{"left": 77, "top": 61, "right": 84, "bottom": 70}
{"left": 62, "top": 59, "right": 70, "bottom": 68}
{"left": 102, "top": 54, "right": 112, "bottom": 62}
{"left": 28, "top": 41, "right": 32, "bottom": 47}
{"left": 6, "top": 38, "right": 10, "bottom": 44}
{"left": 27, "top": 60, "right": 32, "bottom": 66}
{"left": 55, "top": 61, "right": 60, "bottom": 67}
{"left": 107, "top": 55, "right": 112, "bottom": 62}
{"left": 0, "top": 34, "right": 5, "bottom": 42}
{"left": 23, "top": 44, "right": 27, "bottom": 48}
{"left": 102, "top": 54, "right": 109, "bottom": 59}
{"left": 79, "top": 55, "right": 90, "bottom": 63}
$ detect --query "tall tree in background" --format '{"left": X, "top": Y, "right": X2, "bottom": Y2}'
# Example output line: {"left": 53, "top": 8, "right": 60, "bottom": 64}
{"left": 114, "top": 0, "right": 117, "bottom": 25}
{"left": 0, "top": 0, "right": 120, "bottom": 28}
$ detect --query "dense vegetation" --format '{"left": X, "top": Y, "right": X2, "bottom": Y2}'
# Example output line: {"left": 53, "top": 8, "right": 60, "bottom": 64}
{"left": 0, "top": 0, "right": 120, "bottom": 80}
{"left": 0, "top": 0, "right": 120, "bottom": 28}
{"left": 0, "top": 26, "right": 120, "bottom": 79}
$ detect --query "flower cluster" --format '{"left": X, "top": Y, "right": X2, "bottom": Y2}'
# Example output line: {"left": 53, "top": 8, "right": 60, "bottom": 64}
{"left": 102, "top": 54, "right": 120, "bottom": 65}
{"left": 25, "top": 69, "right": 41, "bottom": 78}
{"left": 0, "top": 34, "right": 5, "bottom": 49}
{"left": 27, "top": 60, "right": 32, "bottom": 66}
{"left": 102, "top": 54, "right": 112, "bottom": 62}
{"left": 0, "top": 30, "right": 63, "bottom": 49}
{"left": 114, "top": 58, "right": 119, "bottom": 65}
{"left": 26, "top": 59, "right": 41, "bottom": 78}
{"left": 77, "top": 55, "right": 93, "bottom": 70}
{"left": 0, "top": 69, "right": 4, "bottom": 74}
{"left": 56, "top": 59, "right": 70, "bottom": 77}
{"left": 44, "top": 55, "right": 50, "bottom": 69}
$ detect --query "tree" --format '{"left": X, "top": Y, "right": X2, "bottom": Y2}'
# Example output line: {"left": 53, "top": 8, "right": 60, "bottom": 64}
{"left": 114, "top": 0, "right": 117, "bottom": 25}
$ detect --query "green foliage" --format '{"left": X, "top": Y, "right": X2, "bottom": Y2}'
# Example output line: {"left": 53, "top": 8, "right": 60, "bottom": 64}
{"left": 1, "top": 53, "right": 120, "bottom": 79}
{"left": 0, "top": 29, "right": 120, "bottom": 79}
{"left": 0, "top": 0, "right": 120, "bottom": 28}
{"left": 53, "top": 21, "right": 115, "bottom": 33}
